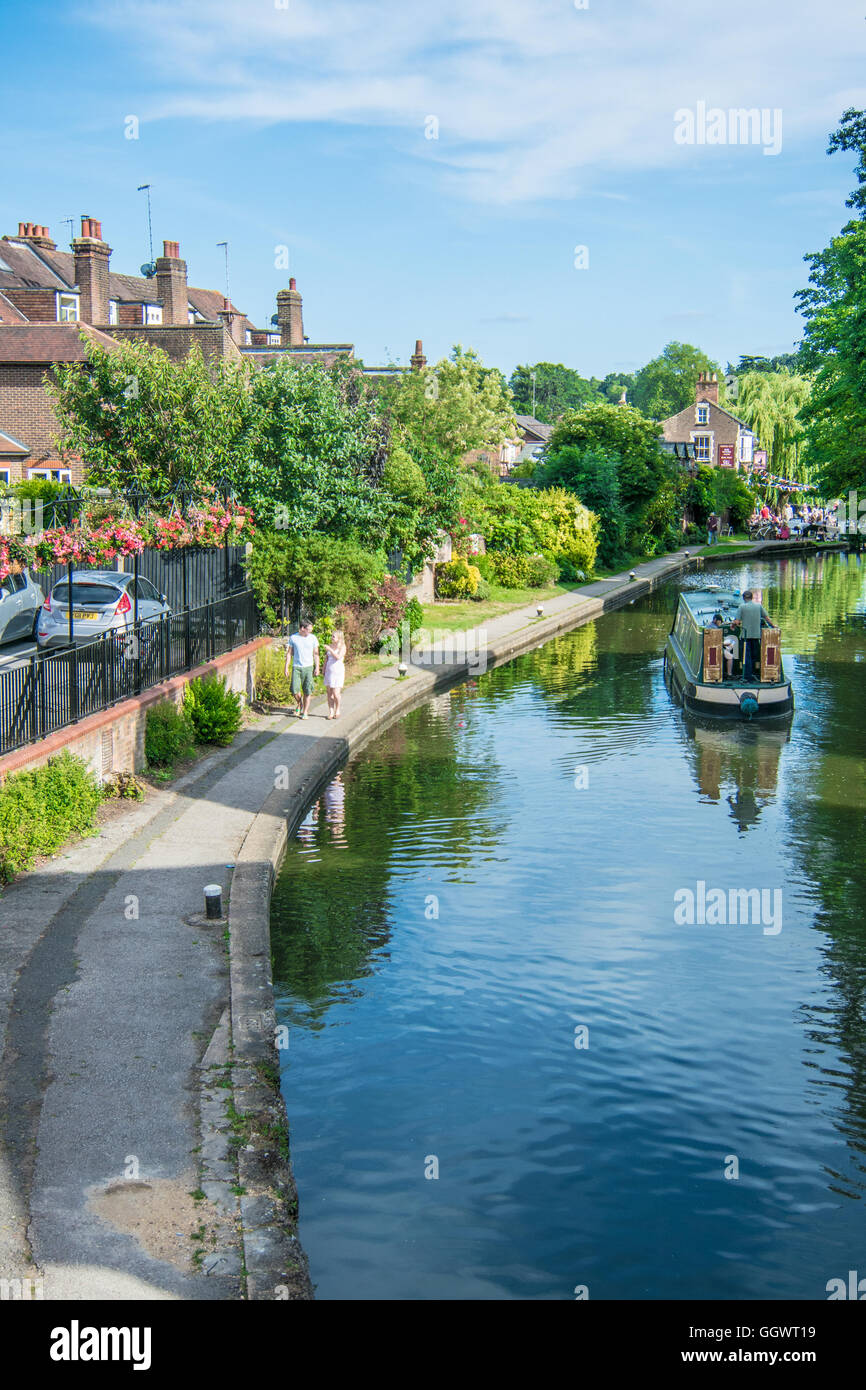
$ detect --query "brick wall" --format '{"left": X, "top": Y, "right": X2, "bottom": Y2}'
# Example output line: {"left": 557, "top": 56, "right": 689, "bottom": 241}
{"left": 106, "top": 324, "right": 240, "bottom": 361}
{"left": 0, "top": 364, "right": 83, "bottom": 481}
{"left": 117, "top": 303, "right": 145, "bottom": 325}
{"left": 0, "top": 636, "right": 270, "bottom": 785}
{"left": 2, "top": 287, "right": 58, "bottom": 321}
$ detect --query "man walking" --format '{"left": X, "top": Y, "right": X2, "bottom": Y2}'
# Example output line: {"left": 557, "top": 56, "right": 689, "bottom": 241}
{"left": 284, "top": 618, "right": 320, "bottom": 719}
{"left": 733, "top": 589, "right": 773, "bottom": 684}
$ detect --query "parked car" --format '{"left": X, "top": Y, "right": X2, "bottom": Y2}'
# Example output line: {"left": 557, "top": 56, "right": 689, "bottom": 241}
{"left": 0, "top": 570, "right": 46, "bottom": 644}
{"left": 36, "top": 570, "right": 171, "bottom": 650}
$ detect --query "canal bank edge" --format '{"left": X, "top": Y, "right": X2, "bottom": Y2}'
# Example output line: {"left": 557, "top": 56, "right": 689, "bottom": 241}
{"left": 231, "top": 540, "right": 785, "bottom": 1297}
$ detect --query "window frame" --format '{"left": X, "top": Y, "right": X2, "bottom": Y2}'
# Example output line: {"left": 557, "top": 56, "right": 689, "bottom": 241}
{"left": 696, "top": 402, "right": 710, "bottom": 425}
{"left": 27, "top": 467, "right": 72, "bottom": 484}
{"left": 57, "top": 292, "right": 80, "bottom": 323}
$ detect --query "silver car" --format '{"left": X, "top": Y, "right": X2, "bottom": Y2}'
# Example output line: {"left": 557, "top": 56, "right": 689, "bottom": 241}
{"left": 36, "top": 570, "right": 171, "bottom": 650}
{"left": 0, "top": 570, "right": 46, "bottom": 644}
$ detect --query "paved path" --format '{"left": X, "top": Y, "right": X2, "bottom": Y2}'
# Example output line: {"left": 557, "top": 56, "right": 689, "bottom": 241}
{"left": 0, "top": 539, "right": 798, "bottom": 1299}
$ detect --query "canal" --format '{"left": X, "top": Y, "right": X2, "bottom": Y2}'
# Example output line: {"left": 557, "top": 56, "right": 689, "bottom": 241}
{"left": 271, "top": 552, "right": 866, "bottom": 1300}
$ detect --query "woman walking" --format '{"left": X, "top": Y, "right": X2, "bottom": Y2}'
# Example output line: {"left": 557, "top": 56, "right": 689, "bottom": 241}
{"left": 324, "top": 629, "right": 347, "bottom": 720}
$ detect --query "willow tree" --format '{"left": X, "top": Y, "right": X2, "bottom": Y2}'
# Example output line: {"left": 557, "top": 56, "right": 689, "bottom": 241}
{"left": 736, "top": 370, "right": 813, "bottom": 481}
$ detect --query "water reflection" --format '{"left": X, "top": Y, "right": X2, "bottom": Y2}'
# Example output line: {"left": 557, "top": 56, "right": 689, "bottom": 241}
{"left": 680, "top": 720, "right": 788, "bottom": 832}
{"left": 272, "top": 553, "right": 866, "bottom": 1298}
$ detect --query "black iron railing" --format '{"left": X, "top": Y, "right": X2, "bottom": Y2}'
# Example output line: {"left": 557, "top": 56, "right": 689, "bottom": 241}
{"left": 0, "top": 589, "right": 259, "bottom": 757}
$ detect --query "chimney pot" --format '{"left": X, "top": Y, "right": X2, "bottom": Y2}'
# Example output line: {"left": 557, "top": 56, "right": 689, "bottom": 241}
{"left": 18, "top": 222, "right": 25, "bottom": 236}
{"left": 289, "top": 277, "right": 296, "bottom": 290}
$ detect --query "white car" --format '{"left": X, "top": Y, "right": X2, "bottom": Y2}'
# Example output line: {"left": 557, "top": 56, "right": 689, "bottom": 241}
{"left": 36, "top": 570, "right": 171, "bottom": 650}
{"left": 0, "top": 570, "right": 45, "bottom": 644}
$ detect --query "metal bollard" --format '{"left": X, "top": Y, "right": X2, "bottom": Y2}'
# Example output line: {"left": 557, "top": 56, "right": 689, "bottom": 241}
{"left": 204, "top": 884, "right": 223, "bottom": 919}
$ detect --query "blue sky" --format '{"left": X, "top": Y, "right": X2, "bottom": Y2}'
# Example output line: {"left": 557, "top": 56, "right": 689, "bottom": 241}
{"left": 4, "top": 0, "right": 865, "bottom": 377}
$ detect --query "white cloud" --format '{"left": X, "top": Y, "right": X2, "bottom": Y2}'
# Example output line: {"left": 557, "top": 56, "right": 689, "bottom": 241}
{"left": 85, "top": 0, "right": 866, "bottom": 203}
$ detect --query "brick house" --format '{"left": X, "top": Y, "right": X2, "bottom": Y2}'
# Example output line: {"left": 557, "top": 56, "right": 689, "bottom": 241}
{"left": 0, "top": 324, "right": 120, "bottom": 485}
{"left": 660, "top": 372, "right": 756, "bottom": 470}
{"left": 0, "top": 215, "right": 425, "bottom": 486}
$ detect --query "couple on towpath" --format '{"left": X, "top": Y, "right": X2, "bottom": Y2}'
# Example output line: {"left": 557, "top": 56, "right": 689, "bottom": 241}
{"left": 284, "top": 618, "right": 346, "bottom": 719}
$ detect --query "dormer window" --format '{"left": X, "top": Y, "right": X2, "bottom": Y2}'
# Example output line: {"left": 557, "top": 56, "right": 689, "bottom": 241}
{"left": 696, "top": 402, "right": 709, "bottom": 425}
{"left": 57, "top": 293, "right": 79, "bottom": 322}
{"left": 145, "top": 304, "right": 163, "bottom": 324}
{"left": 108, "top": 300, "right": 118, "bottom": 325}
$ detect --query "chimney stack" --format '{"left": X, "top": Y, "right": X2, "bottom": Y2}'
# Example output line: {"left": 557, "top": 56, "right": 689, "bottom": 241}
{"left": 217, "top": 297, "right": 246, "bottom": 346}
{"left": 72, "top": 216, "right": 111, "bottom": 324}
{"left": 410, "top": 339, "right": 427, "bottom": 371}
{"left": 155, "top": 239, "right": 189, "bottom": 326}
{"left": 276, "top": 279, "right": 304, "bottom": 347}
{"left": 696, "top": 371, "right": 719, "bottom": 406}
{"left": 12, "top": 221, "right": 57, "bottom": 251}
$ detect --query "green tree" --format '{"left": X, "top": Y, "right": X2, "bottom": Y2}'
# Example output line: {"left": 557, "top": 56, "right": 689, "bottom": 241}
{"left": 735, "top": 370, "right": 812, "bottom": 480}
{"left": 508, "top": 362, "right": 601, "bottom": 422}
{"left": 539, "top": 446, "right": 626, "bottom": 566}
{"left": 796, "top": 109, "right": 866, "bottom": 495}
{"left": 385, "top": 345, "right": 517, "bottom": 462}
{"left": 49, "top": 336, "right": 254, "bottom": 495}
{"left": 631, "top": 342, "right": 724, "bottom": 420}
{"left": 237, "top": 357, "right": 388, "bottom": 534}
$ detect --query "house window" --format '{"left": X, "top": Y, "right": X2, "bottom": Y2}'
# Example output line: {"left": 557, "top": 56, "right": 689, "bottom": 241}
{"left": 267, "top": 333, "right": 281, "bottom": 344}
{"left": 108, "top": 300, "right": 118, "bottom": 325}
{"left": 0, "top": 467, "right": 10, "bottom": 485}
{"left": 693, "top": 434, "right": 712, "bottom": 463}
{"left": 57, "top": 293, "right": 79, "bottom": 322}
{"left": 739, "top": 432, "right": 754, "bottom": 463}
{"left": 696, "top": 403, "right": 709, "bottom": 425}
{"left": 27, "top": 467, "right": 72, "bottom": 484}
{"left": 145, "top": 304, "right": 163, "bottom": 324}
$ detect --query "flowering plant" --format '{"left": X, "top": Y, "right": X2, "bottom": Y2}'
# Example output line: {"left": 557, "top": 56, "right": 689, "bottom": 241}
{"left": 0, "top": 497, "right": 255, "bottom": 581}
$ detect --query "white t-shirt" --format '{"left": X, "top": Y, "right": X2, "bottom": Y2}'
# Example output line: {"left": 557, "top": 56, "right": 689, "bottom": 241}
{"left": 289, "top": 631, "right": 318, "bottom": 667}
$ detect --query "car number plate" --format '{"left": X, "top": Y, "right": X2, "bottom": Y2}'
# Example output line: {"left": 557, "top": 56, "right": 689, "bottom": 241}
{"left": 72, "top": 611, "right": 100, "bottom": 620}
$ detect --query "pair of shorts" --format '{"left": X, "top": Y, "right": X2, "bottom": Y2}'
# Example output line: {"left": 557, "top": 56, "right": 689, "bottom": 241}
{"left": 291, "top": 665, "right": 314, "bottom": 696}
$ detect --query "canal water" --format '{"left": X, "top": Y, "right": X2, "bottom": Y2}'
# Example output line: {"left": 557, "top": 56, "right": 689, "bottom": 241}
{"left": 272, "top": 553, "right": 866, "bottom": 1300}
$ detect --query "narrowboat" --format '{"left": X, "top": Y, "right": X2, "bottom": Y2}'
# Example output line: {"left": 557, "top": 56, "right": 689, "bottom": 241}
{"left": 664, "top": 587, "right": 794, "bottom": 721}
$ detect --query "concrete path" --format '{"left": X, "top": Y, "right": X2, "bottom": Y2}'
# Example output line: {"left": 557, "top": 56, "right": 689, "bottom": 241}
{"left": 0, "top": 538, "right": 801, "bottom": 1299}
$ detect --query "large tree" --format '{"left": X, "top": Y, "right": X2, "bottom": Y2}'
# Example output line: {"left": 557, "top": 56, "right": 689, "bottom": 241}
{"left": 385, "top": 345, "right": 517, "bottom": 462}
{"left": 542, "top": 401, "right": 678, "bottom": 557}
{"left": 49, "top": 336, "right": 254, "bottom": 496}
{"left": 237, "top": 357, "right": 388, "bottom": 535}
{"left": 735, "top": 370, "right": 813, "bottom": 481}
{"left": 796, "top": 109, "right": 866, "bottom": 495}
{"left": 508, "top": 362, "right": 600, "bottom": 422}
{"left": 630, "top": 342, "right": 724, "bottom": 420}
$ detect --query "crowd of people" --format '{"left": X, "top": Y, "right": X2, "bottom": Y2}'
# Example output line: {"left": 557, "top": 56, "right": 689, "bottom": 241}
{"left": 749, "top": 500, "right": 836, "bottom": 540}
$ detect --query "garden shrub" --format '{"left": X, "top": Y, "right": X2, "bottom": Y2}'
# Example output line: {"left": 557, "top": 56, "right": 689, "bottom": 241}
{"left": 144, "top": 700, "right": 196, "bottom": 767}
{"left": 557, "top": 557, "right": 587, "bottom": 583}
{"left": 0, "top": 751, "right": 102, "bottom": 882}
{"left": 334, "top": 600, "right": 383, "bottom": 654}
{"left": 254, "top": 645, "right": 295, "bottom": 706}
{"left": 472, "top": 552, "right": 495, "bottom": 581}
{"left": 404, "top": 596, "right": 425, "bottom": 635}
{"left": 471, "top": 578, "right": 492, "bottom": 602}
{"left": 376, "top": 575, "right": 408, "bottom": 629}
{"left": 488, "top": 552, "right": 530, "bottom": 588}
{"left": 247, "top": 532, "right": 385, "bottom": 628}
{"left": 526, "top": 553, "right": 558, "bottom": 588}
{"left": 435, "top": 557, "right": 480, "bottom": 598}
{"left": 183, "top": 675, "right": 243, "bottom": 746}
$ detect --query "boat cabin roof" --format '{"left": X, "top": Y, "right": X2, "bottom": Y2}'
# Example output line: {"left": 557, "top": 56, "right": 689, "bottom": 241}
{"left": 678, "top": 588, "right": 743, "bottom": 628}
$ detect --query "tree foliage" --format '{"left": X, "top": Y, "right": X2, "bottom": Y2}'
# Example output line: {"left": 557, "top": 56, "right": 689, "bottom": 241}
{"left": 630, "top": 342, "right": 724, "bottom": 420}
{"left": 385, "top": 345, "right": 517, "bottom": 462}
{"left": 735, "top": 370, "right": 812, "bottom": 480}
{"left": 237, "top": 358, "right": 388, "bottom": 535}
{"left": 796, "top": 108, "right": 866, "bottom": 495}
{"left": 508, "top": 362, "right": 600, "bottom": 422}
{"left": 49, "top": 336, "right": 254, "bottom": 496}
